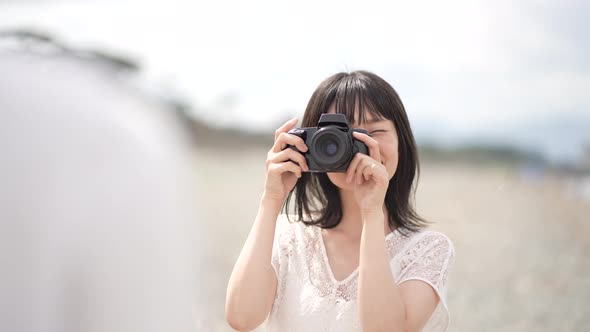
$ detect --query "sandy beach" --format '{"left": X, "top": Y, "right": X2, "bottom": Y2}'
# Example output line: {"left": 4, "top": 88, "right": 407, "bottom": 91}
{"left": 192, "top": 144, "right": 590, "bottom": 331}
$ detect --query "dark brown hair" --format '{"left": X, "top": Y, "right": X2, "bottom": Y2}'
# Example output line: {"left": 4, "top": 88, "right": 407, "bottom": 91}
{"left": 283, "top": 70, "right": 428, "bottom": 234}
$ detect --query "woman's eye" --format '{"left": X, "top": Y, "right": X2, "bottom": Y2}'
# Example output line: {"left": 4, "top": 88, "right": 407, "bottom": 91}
{"left": 369, "top": 130, "right": 386, "bottom": 136}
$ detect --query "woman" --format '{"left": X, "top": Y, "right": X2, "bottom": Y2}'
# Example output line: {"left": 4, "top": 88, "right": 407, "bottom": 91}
{"left": 226, "top": 71, "right": 455, "bottom": 331}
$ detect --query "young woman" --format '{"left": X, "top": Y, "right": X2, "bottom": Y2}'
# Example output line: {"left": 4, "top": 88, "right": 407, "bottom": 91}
{"left": 225, "top": 71, "right": 455, "bottom": 332}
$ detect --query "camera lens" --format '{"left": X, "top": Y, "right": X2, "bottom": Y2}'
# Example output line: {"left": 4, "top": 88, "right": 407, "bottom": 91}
{"left": 320, "top": 138, "right": 339, "bottom": 157}
{"left": 309, "top": 127, "right": 352, "bottom": 171}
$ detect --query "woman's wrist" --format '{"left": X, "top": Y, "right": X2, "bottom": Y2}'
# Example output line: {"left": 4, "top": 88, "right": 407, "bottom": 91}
{"left": 260, "top": 192, "right": 285, "bottom": 211}
{"left": 361, "top": 208, "right": 384, "bottom": 224}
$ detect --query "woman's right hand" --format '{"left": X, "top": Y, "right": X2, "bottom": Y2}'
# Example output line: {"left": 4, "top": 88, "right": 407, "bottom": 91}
{"left": 227, "top": 118, "right": 307, "bottom": 331}
{"left": 263, "top": 117, "right": 309, "bottom": 203}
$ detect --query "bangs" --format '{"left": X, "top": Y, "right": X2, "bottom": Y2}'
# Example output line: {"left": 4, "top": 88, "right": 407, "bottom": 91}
{"left": 332, "top": 75, "right": 387, "bottom": 126}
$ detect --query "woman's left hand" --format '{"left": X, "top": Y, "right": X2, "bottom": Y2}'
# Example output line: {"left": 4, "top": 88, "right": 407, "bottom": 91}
{"left": 345, "top": 131, "right": 390, "bottom": 215}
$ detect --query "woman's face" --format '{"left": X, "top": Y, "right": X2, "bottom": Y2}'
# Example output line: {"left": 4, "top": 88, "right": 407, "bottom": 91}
{"left": 325, "top": 104, "right": 399, "bottom": 191}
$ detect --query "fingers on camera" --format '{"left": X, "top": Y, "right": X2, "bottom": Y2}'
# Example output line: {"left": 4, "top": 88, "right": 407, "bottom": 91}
{"left": 274, "top": 117, "right": 299, "bottom": 141}
{"left": 362, "top": 163, "right": 373, "bottom": 181}
{"left": 275, "top": 149, "right": 308, "bottom": 172}
{"left": 346, "top": 154, "right": 363, "bottom": 183}
{"left": 269, "top": 161, "right": 302, "bottom": 178}
{"left": 346, "top": 155, "right": 374, "bottom": 184}
{"left": 353, "top": 131, "right": 380, "bottom": 160}
{"left": 274, "top": 132, "right": 307, "bottom": 153}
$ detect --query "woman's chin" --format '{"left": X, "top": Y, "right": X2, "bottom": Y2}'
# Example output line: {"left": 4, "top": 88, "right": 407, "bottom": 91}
{"left": 327, "top": 173, "right": 354, "bottom": 191}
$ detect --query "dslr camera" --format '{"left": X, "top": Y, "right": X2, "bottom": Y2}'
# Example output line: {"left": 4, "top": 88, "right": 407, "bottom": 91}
{"left": 288, "top": 113, "right": 369, "bottom": 172}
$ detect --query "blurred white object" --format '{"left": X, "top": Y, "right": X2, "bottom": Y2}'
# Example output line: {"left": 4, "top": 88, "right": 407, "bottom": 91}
{"left": 0, "top": 47, "right": 199, "bottom": 332}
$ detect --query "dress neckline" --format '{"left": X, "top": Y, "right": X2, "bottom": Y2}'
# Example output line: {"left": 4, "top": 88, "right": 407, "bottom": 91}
{"left": 317, "top": 226, "right": 400, "bottom": 285}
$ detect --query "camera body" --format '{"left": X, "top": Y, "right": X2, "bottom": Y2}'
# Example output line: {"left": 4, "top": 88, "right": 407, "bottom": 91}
{"left": 288, "top": 113, "right": 369, "bottom": 172}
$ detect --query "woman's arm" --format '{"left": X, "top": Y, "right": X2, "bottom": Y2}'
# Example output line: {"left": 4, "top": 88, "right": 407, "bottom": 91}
{"left": 358, "top": 210, "right": 406, "bottom": 332}
{"left": 357, "top": 211, "right": 439, "bottom": 332}
{"left": 225, "top": 118, "right": 308, "bottom": 331}
{"left": 351, "top": 131, "right": 440, "bottom": 332}
{"left": 225, "top": 196, "right": 282, "bottom": 331}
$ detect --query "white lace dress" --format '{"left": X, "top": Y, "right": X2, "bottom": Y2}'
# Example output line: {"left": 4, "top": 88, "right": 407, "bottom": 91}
{"left": 265, "top": 215, "right": 455, "bottom": 332}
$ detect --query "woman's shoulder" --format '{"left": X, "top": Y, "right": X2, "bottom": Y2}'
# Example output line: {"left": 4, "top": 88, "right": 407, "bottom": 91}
{"left": 399, "top": 228, "right": 455, "bottom": 268}
{"left": 412, "top": 228, "right": 454, "bottom": 249}
{"left": 276, "top": 213, "right": 307, "bottom": 229}
{"left": 275, "top": 214, "right": 318, "bottom": 241}
{"left": 391, "top": 227, "right": 455, "bottom": 261}
{"left": 273, "top": 214, "right": 320, "bottom": 263}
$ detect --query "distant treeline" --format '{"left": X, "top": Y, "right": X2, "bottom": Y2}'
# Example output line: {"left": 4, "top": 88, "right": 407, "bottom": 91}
{"left": 182, "top": 114, "right": 547, "bottom": 166}
{"left": 418, "top": 143, "right": 546, "bottom": 166}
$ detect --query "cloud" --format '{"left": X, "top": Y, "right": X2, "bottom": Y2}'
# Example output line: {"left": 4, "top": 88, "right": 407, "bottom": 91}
{"left": 0, "top": 0, "right": 588, "bottom": 160}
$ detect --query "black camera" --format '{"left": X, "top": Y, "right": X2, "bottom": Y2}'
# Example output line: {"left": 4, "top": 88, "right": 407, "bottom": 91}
{"left": 288, "top": 113, "right": 369, "bottom": 172}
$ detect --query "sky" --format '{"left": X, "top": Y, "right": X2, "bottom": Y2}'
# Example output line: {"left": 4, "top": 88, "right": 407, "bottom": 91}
{"left": 0, "top": 0, "right": 588, "bottom": 162}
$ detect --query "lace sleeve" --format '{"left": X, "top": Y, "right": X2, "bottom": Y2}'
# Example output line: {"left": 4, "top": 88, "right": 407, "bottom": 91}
{"left": 270, "top": 215, "right": 297, "bottom": 314}
{"left": 270, "top": 216, "right": 283, "bottom": 278}
{"left": 398, "top": 231, "right": 455, "bottom": 331}
{"left": 270, "top": 215, "right": 297, "bottom": 282}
